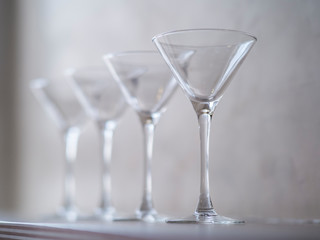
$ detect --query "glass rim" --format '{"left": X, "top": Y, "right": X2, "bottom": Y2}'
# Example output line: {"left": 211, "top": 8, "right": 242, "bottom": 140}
{"left": 152, "top": 28, "right": 257, "bottom": 44}
{"left": 103, "top": 50, "right": 159, "bottom": 60}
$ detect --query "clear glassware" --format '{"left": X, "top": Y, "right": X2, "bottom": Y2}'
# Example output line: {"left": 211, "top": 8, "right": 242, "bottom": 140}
{"left": 30, "top": 77, "right": 87, "bottom": 221}
{"left": 68, "top": 66, "right": 127, "bottom": 221}
{"left": 153, "top": 29, "right": 257, "bottom": 224}
{"left": 104, "top": 51, "right": 177, "bottom": 222}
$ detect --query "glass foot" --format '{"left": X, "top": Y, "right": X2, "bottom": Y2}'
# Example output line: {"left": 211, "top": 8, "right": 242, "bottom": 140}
{"left": 114, "top": 209, "right": 165, "bottom": 223}
{"left": 89, "top": 207, "right": 115, "bottom": 221}
{"left": 42, "top": 207, "right": 79, "bottom": 222}
{"left": 166, "top": 214, "right": 244, "bottom": 224}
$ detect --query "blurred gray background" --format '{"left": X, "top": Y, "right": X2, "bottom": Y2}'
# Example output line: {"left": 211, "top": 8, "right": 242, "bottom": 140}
{"left": 0, "top": 0, "right": 319, "bottom": 220}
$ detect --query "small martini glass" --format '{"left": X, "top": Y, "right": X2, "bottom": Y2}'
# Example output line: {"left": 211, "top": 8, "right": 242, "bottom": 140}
{"left": 68, "top": 66, "right": 127, "bottom": 221}
{"left": 30, "top": 77, "right": 86, "bottom": 221}
{"left": 104, "top": 51, "right": 177, "bottom": 222}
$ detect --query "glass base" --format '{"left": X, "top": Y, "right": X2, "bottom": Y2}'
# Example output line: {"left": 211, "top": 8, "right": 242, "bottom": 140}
{"left": 89, "top": 207, "right": 115, "bottom": 221}
{"left": 114, "top": 209, "right": 165, "bottom": 223}
{"left": 42, "top": 207, "right": 79, "bottom": 222}
{"left": 166, "top": 214, "right": 245, "bottom": 224}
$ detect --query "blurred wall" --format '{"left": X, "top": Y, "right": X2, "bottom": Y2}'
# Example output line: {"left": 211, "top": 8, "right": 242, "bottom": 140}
{"left": 7, "top": 0, "right": 320, "bottom": 219}
{"left": 0, "top": 0, "right": 17, "bottom": 214}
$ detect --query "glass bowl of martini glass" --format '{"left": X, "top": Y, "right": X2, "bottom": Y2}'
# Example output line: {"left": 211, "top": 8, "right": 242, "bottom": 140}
{"left": 153, "top": 29, "right": 257, "bottom": 224}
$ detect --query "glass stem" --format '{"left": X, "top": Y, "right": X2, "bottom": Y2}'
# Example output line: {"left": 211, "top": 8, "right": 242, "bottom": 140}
{"left": 139, "top": 116, "right": 157, "bottom": 214}
{"left": 98, "top": 121, "right": 116, "bottom": 212}
{"left": 195, "top": 112, "right": 216, "bottom": 216}
{"left": 62, "top": 127, "right": 80, "bottom": 213}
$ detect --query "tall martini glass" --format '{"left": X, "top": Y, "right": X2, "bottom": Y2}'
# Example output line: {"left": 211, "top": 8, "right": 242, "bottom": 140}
{"left": 153, "top": 29, "right": 257, "bottom": 224}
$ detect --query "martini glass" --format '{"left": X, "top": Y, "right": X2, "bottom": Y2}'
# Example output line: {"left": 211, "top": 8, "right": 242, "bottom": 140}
{"left": 68, "top": 66, "right": 127, "bottom": 221}
{"left": 104, "top": 51, "right": 177, "bottom": 222}
{"left": 30, "top": 77, "right": 86, "bottom": 221}
{"left": 153, "top": 29, "right": 257, "bottom": 224}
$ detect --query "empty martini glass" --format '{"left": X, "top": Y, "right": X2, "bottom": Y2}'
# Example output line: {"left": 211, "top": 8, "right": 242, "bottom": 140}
{"left": 104, "top": 51, "right": 177, "bottom": 222}
{"left": 30, "top": 77, "right": 86, "bottom": 221}
{"left": 153, "top": 29, "right": 257, "bottom": 224}
{"left": 68, "top": 66, "right": 127, "bottom": 221}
